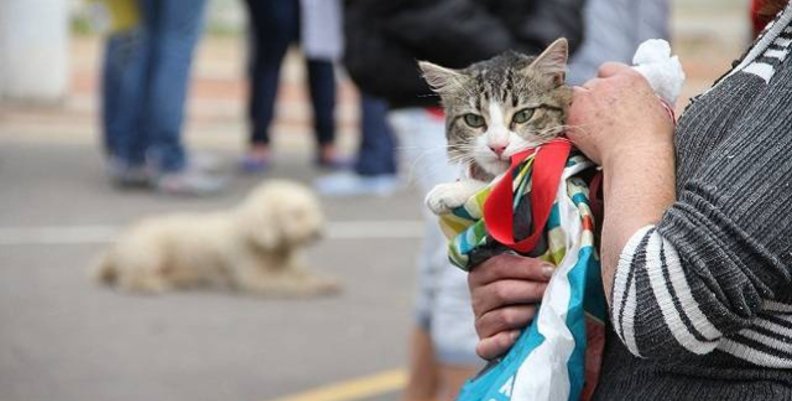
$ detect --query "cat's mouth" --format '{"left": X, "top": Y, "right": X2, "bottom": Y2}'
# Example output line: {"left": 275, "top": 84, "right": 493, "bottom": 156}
{"left": 476, "top": 156, "right": 511, "bottom": 176}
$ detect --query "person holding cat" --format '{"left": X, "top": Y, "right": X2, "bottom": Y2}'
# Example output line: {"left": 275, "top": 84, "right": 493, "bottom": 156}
{"left": 343, "top": 1, "right": 584, "bottom": 400}
{"left": 469, "top": 1, "right": 792, "bottom": 399}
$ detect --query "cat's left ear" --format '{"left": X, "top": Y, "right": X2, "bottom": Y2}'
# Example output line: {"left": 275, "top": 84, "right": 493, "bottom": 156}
{"left": 529, "top": 38, "right": 569, "bottom": 87}
{"left": 419, "top": 61, "right": 466, "bottom": 94}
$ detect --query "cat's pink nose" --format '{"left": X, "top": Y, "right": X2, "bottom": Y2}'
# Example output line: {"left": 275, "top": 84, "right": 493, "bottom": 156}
{"left": 489, "top": 144, "right": 507, "bottom": 156}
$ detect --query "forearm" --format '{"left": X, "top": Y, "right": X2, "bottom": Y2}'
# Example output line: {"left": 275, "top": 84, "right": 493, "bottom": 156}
{"left": 600, "top": 143, "right": 676, "bottom": 305}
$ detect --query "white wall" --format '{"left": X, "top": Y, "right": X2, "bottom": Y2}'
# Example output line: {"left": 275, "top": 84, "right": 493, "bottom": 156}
{"left": 0, "top": 0, "right": 69, "bottom": 102}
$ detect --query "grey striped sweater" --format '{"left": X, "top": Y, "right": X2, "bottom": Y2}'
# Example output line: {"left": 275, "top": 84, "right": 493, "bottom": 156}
{"left": 592, "top": 5, "right": 792, "bottom": 400}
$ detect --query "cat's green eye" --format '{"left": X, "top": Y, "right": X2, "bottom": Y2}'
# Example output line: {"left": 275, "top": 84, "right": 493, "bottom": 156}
{"left": 463, "top": 113, "right": 486, "bottom": 128}
{"left": 512, "top": 109, "right": 535, "bottom": 124}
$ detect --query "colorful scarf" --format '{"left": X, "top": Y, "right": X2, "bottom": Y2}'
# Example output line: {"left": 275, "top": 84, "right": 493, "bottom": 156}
{"left": 440, "top": 139, "right": 607, "bottom": 401}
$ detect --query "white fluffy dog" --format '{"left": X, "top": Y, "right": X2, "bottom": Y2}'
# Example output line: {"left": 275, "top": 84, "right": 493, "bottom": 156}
{"left": 93, "top": 180, "right": 340, "bottom": 297}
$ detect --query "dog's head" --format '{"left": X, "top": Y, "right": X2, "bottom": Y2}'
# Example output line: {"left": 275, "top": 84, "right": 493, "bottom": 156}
{"left": 237, "top": 180, "right": 325, "bottom": 250}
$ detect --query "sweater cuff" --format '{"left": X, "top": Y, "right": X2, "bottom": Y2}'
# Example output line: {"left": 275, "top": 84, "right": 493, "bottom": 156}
{"left": 610, "top": 225, "right": 723, "bottom": 358}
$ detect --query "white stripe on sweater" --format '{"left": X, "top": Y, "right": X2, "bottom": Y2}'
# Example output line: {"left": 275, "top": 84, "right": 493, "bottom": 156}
{"left": 753, "top": 316, "right": 792, "bottom": 338}
{"left": 774, "top": 37, "right": 792, "bottom": 47}
{"left": 645, "top": 233, "right": 720, "bottom": 354}
{"left": 612, "top": 226, "right": 653, "bottom": 347}
{"left": 662, "top": 237, "right": 723, "bottom": 340}
{"left": 622, "top": 275, "right": 642, "bottom": 357}
{"left": 719, "top": 339, "right": 792, "bottom": 368}
{"left": 764, "top": 300, "right": 792, "bottom": 313}
{"left": 744, "top": 62, "right": 776, "bottom": 83}
{"left": 717, "top": 3, "right": 792, "bottom": 86}
{"left": 765, "top": 48, "right": 790, "bottom": 60}
{"left": 740, "top": 328, "right": 792, "bottom": 351}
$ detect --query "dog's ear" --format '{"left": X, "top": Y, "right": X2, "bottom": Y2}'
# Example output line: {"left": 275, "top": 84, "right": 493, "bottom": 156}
{"left": 238, "top": 203, "right": 282, "bottom": 250}
{"left": 252, "top": 219, "right": 281, "bottom": 250}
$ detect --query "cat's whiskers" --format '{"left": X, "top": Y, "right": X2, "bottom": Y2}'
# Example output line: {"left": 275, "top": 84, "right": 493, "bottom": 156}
{"left": 402, "top": 147, "right": 467, "bottom": 186}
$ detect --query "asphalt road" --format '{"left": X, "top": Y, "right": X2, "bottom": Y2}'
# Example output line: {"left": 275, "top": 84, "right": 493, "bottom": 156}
{"left": 0, "top": 142, "right": 427, "bottom": 401}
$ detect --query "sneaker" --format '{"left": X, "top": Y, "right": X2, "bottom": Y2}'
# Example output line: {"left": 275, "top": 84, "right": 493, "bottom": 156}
{"left": 315, "top": 145, "right": 353, "bottom": 171}
{"left": 315, "top": 154, "right": 354, "bottom": 171}
{"left": 239, "top": 143, "right": 273, "bottom": 174}
{"left": 239, "top": 154, "right": 271, "bottom": 174}
{"left": 314, "top": 172, "right": 400, "bottom": 197}
{"left": 191, "top": 152, "right": 226, "bottom": 174}
{"left": 155, "top": 168, "right": 226, "bottom": 196}
{"left": 106, "top": 158, "right": 153, "bottom": 188}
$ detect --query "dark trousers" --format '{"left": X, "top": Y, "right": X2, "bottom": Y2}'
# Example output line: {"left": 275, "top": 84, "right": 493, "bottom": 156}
{"left": 355, "top": 95, "right": 397, "bottom": 176}
{"left": 243, "top": 0, "right": 336, "bottom": 146}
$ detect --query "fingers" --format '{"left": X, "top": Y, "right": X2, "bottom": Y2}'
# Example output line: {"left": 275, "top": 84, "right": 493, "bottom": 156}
{"left": 477, "top": 330, "right": 521, "bottom": 360}
{"left": 597, "top": 62, "right": 631, "bottom": 78}
{"left": 572, "top": 85, "right": 590, "bottom": 94}
{"left": 471, "top": 279, "right": 548, "bottom": 318}
{"left": 468, "top": 253, "right": 554, "bottom": 288}
{"left": 475, "top": 304, "right": 537, "bottom": 339}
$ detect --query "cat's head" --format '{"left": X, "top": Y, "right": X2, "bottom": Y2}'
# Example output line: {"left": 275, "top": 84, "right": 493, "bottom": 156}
{"left": 419, "top": 38, "right": 572, "bottom": 177}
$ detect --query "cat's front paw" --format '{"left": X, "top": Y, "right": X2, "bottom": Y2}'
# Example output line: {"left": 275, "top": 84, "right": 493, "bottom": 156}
{"left": 425, "top": 182, "right": 469, "bottom": 215}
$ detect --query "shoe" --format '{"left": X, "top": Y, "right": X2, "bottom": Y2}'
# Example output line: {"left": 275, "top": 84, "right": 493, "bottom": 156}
{"left": 155, "top": 168, "right": 226, "bottom": 196}
{"left": 315, "top": 145, "right": 353, "bottom": 171}
{"left": 314, "top": 172, "right": 400, "bottom": 197}
{"left": 240, "top": 145, "right": 272, "bottom": 174}
{"left": 106, "top": 158, "right": 152, "bottom": 188}
{"left": 315, "top": 154, "right": 354, "bottom": 171}
{"left": 191, "top": 152, "right": 226, "bottom": 174}
{"left": 239, "top": 154, "right": 271, "bottom": 174}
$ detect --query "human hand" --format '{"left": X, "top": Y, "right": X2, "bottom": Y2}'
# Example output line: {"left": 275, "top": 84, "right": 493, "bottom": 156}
{"left": 566, "top": 62, "right": 675, "bottom": 166}
{"left": 468, "top": 253, "right": 553, "bottom": 360}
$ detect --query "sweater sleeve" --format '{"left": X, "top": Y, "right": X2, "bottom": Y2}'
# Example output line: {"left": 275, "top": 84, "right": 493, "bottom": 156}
{"left": 609, "top": 82, "right": 792, "bottom": 360}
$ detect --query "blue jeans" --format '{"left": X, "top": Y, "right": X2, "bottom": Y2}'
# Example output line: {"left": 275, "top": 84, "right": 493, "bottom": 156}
{"left": 354, "top": 95, "right": 397, "bottom": 176}
{"left": 101, "top": 0, "right": 207, "bottom": 172}
{"left": 244, "top": 0, "right": 336, "bottom": 146}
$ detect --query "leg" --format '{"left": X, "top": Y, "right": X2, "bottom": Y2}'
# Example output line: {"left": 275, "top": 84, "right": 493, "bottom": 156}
{"left": 403, "top": 326, "right": 440, "bottom": 401}
{"left": 391, "top": 109, "right": 482, "bottom": 400}
{"left": 426, "top": 201, "right": 482, "bottom": 401}
{"left": 431, "top": 266, "right": 483, "bottom": 401}
{"left": 103, "top": 26, "right": 149, "bottom": 169}
{"left": 355, "top": 94, "right": 398, "bottom": 176}
{"left": 438, "top": 365, "right": 479, "bottom": 401}
{"left": 101, "top": 35, "right": 123, "bottom": 157}
{"left": 233, "top": 260, "right": 340, "bottom": 298}
{"left": 305, "top": 59, "right": 337, "bottom": 151}
{"left": 312, "top": 94, "right": 399, "bottom": 196}
{"left": 244, "top": 0, "right": 298, "bottom": 149}
{"left": 142, "top": 0, "right": 208, "bottom": 172}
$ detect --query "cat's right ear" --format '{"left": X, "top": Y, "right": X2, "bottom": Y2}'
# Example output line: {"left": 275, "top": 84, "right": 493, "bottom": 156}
{"left": 419, "top": 61, "right": 466, "bottom": 94}
{"left": 528, "top": 38, "right": 569, "bottom": 87}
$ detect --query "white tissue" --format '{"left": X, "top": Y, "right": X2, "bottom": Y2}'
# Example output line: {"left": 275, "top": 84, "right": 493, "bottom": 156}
{"left": 631, "top": 39, "right": 686, "bottom": 106}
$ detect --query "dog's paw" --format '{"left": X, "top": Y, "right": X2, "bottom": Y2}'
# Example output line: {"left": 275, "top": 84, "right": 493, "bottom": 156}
{"left": 425, "top": 183, "right": 469, "bottom": 215}
{"left": 311, "top": 278, "right": 342, "bottom": 296}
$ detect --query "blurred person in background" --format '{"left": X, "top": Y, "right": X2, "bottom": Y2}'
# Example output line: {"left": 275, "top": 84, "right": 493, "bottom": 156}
{"left": 100, "top": 0, "right": 223, "bottom": 195}
{"left": 567, "top": 0, "right": 670, "bottom": 85}
{"left": 240, "top": 0, "right": 346, "bottom": 173}
{"left": 313, "top": 94, "right": 400, "bottom": 197}
{"left": 469, "top": 1, "right": 792, "bottom": 400}
{"left": 313, "top": 0, "right": 671, "bottom": 197}
{"left": 343, "top": 1, "right": 585, "bottom": 400}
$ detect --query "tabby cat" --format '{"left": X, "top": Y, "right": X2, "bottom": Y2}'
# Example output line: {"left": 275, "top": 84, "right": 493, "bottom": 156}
{"left": 420, "top": 38, "right": 572, "bottom": 215}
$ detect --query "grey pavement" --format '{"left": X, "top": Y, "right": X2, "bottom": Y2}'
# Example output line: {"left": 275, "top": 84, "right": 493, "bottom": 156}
{"left": 0, "top": 142, "right": 424, "bottom": 401}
